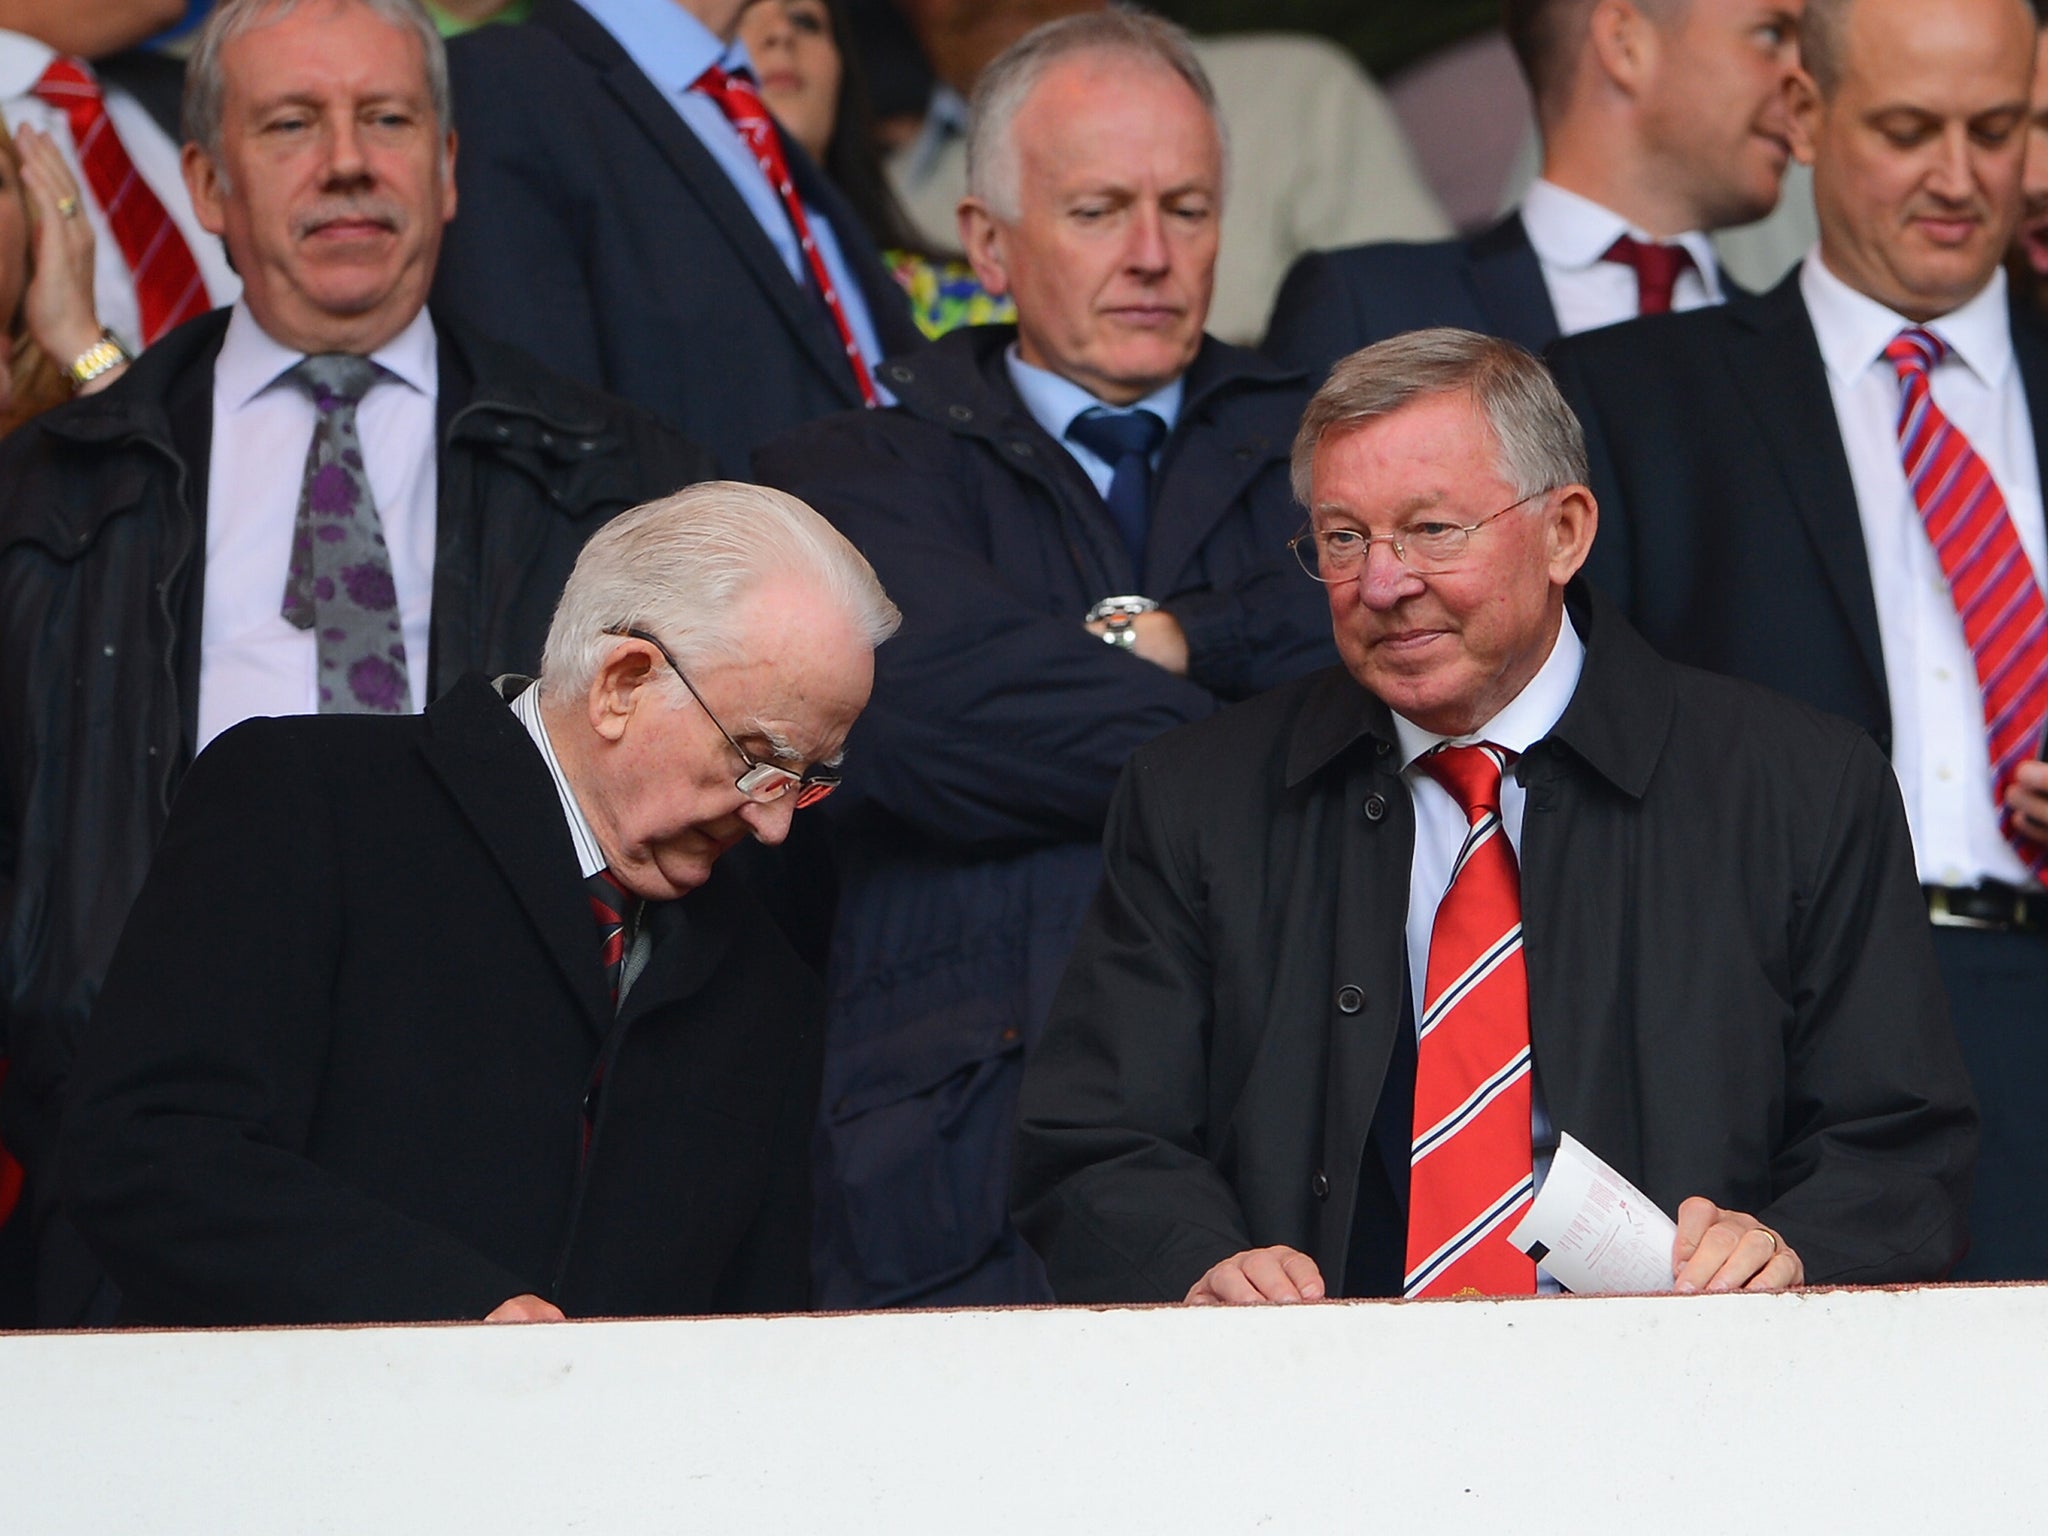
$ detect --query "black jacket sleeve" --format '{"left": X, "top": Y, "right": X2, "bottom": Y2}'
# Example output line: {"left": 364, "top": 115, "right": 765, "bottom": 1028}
{"left": 1011, "top": 750, "right": 1257, "bottom": 1302}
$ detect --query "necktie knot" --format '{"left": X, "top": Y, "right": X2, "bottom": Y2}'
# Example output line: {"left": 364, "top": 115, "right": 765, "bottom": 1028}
{"left": 1602, "top": 234, "right": 1695, "bottom": 316}
{"left": 1884, "top": 326, "right": 1948, "bottom": 380}
{"left": 1067, "top": 408, "right": 1168, "bottom": 466}
{"left": 1419, "top": 742, "right": 1514, "bottom": 821}
{"left": 30, "top": 55, "right": 98, "bottom": 108}
{"left": 286, "top": 353, "right": 383, "bottom": 411}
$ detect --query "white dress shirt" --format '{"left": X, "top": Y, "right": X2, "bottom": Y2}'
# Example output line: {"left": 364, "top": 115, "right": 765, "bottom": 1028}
{"left": 1392, "top": 611, "right": 1586, "bottom": 1289}
{"left": 0, "top": 30, "right": 239, "bottom": 356}
{"left": 1802, "top": 254, "right": 2046, "bottom": 887}
{"left": 1520, "top": 179, "right": 1723, "bottom": 337}
{"left": 195, "top": 303, "right": 440, "bottom": 750}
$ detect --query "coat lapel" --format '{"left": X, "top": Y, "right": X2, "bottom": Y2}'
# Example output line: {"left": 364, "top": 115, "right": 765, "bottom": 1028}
{"left": 2012, "top": 302, "right": 2048, "bottom": 529}
{"left": 615, "top": 867, "right": 741, "bottom": 1026}
{"left": 1719, "top": 278, "right": 1888, "bottom": 702}
{"left": 1146, "top": 341, "right": 1300, "bottom": 591}
{"left": 1463, "top": 213, "right": 1562, "bottom": 354}
{"left": 419, "top": 678, "right": 613, "bottom": 1040}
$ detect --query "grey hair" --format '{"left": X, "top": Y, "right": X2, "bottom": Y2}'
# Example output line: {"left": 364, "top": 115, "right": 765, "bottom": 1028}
{"left": 1290, "top": 328, "right": 1588, "bottom": 507}
{"left": 183, "top": 0, "right": 452, "bottom": 166}
{"left": 538, "top": 481, "right": 901, "bottom": 703}
{"left": 965, "top": 7, "right": 1225, "bottom": 221}
{"left": 1803, "top": 0, "right": 2032, "bottom": 98}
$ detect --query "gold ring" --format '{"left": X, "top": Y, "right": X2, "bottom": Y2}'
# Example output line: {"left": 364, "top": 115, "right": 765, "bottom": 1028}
{"left": 1755, "top": 1227, "right": 1780, "bottom": 1256}
{"left": 56, "top": 195, "right": 80, "bottom": 218}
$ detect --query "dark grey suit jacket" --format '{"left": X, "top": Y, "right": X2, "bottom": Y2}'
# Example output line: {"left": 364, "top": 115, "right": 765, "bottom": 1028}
{"left": 1262, "top": 213, "right": 1562, "bottom": 383}
{"left": 433, "top": 0, "right": 920, "bottom": 476}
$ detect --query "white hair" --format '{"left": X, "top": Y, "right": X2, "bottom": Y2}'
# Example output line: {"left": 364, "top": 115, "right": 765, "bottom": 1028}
{"left": 538, "top": 481, "right": 900, "bottom": 702}
{"left": 965, "top": 7, "right": 1225, "bottom": 222}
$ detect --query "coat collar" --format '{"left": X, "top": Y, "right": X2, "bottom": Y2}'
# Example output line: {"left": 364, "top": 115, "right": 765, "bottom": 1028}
{"left": 1282, "top": 580, "right": 1672, "bottom": 799}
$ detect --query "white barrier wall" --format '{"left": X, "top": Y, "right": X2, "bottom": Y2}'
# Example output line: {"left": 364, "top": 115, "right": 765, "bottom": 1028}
{"left": 4, "top": 1284, "right": 2044, "bottom": 1532}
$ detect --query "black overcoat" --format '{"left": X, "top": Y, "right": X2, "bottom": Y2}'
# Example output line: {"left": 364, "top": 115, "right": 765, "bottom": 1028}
{"left": 1014, "top": 588, "right": 1978, "bottom": 1301}
{"left": 60, "top": 676, "right": 821, "bottom": 1325}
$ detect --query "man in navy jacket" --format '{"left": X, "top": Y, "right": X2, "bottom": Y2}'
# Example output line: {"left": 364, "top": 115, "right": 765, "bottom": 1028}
{"left": 755, "top": 11, "right": 1335, "bottom": 1309}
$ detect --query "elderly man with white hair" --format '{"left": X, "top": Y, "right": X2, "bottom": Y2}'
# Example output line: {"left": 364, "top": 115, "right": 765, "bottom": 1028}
{"left": 61, "top": 481, "right": 899, "bottom": 1327}
{"left": 756, "top": 8, "right": 1335, "bottom": 1312}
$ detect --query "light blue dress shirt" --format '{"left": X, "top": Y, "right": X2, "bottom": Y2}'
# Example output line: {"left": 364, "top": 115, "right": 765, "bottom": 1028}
{"left": 1003, "top": 346, "right": 1185, "bottom": 500}
{"left": 572, "top": 0, "right": 886, "bottom": 376}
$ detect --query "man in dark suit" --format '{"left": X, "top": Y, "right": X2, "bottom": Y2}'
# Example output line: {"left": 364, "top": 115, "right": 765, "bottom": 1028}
{"left": 754, "top": 11, "right": 1335, "bottom": 1310}
{"left": 430, "top": 0, "right": 920, "bottom": 476}
{"left": 1013, "top": 329, "right": 1976, "bottom": 1305}
{"left": 1263, "top": 0, "right": 1804, "bottom": 378}
{"left": 60, "top": 482, "right": 900, "bottom": 1325}
{"left": 0, "top": 0, "right": 709, "bottom": 1328}
{"left": 1551, "top": 0, "right": 2048, "bottom": 1280}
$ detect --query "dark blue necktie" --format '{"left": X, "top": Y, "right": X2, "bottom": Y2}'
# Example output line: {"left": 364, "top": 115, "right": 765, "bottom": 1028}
{"left": 1067, "top": 408, "right": 1167, "bottom": 579}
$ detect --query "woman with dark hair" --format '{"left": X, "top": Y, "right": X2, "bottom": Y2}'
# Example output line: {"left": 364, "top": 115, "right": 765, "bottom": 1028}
{"left": 739, "top": 0, "right": 1012, "bottom": 338}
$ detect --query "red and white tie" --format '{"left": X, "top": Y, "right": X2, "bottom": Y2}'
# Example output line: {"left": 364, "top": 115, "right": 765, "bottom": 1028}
{"left": 32, "top": 56, "right": 210, "bottom": 345}
{"left": 1886, "top": 327, "right": 2048, "bottom": 881}
{"left": 693, "top": 64, "right": 879, "bottom": 407}
{"left": 1405, "top": 743, "right": 1538, "bottom": 1298}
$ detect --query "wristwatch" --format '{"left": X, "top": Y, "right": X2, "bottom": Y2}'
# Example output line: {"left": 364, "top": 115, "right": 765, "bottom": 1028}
{"left": 1085, "top": 595, "right": 1159, "bottom": 651}
{"left": 64, "top": 330, "right": 131, "bottom": 390}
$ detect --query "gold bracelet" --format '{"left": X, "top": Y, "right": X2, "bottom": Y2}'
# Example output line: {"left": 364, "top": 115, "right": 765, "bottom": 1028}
{"left": 65, "top": 330, "right": 131, "bottom": 390}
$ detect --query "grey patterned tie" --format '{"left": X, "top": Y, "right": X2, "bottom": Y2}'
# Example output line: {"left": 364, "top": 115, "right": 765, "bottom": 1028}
{"left": 279, "top": 353, "right": 411, "bottom": 714}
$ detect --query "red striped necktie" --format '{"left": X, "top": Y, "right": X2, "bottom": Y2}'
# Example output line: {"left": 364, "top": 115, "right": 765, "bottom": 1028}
{"left": 586, "top": 868, "right": 638, "bottom": 1009}
{"left": 692, "top": 64, "right": 879, "bottom": 407}
{"left": 1405, "top": 743, "right": 1538, "bottom": 1298}
{"left": 1885, "top": 327, "right": 2048, "bottom": 881}
{"left": 31, "top": 56, "right": 210, "bottom": 345}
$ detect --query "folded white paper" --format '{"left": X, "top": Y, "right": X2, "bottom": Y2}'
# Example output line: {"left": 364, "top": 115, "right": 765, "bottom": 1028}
{"left": 1506, "top": 1133, "right": 1676, "bottom": 1295}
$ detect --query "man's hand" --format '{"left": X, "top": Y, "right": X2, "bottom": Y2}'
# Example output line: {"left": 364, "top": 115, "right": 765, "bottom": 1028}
{"left": 1671, "top": 1197, "right": 1803, "bottom": 1293}
{"left": 485, "top": 1293, "right": 566, "bottom": 1322}
{"left": 1083, "top": 610, "right": 1189, "bottom": 675}
{"left": 1185, "top": 1245, "right": 1327, "bottom": 1305}
{"left": 2007, "top": 759, "right": 2048, "bottom": 838}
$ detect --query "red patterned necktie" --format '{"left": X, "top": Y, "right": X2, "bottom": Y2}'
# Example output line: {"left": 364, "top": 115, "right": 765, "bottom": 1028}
{"left": 1601, "top": 234, "right": 1694, "bottom": 317}
{"left": 31, "top": 56, "right": 210, "bottom": 345}
{"left": 1405, "top": 743, "right": 1537, "bottom": 1298}
{"left": 693, "top": 64, "right": 879, "bottom": 407}
{"left": 1886, "top": 327, "right": 2048, "bottom": 881}
{"left": 586, "top": 868, "right": 637, "bottom": 1008}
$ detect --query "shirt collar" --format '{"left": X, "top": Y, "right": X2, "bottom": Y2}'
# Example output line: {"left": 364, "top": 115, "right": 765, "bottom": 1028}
{"left": 1003, "top": 343, "right": 1185, "bottom": 444}
{"left": 1392, "top": 610, "right": 1587, "bottom": 772}
{"left": 1520, "top": 178, "right": 1722, "bottom": 298}
{"left": 508, "top": 676, "right": 610, "bottom": 880}
{"left": 571, "top": 0, "right": 737, "bottom": 101}
{"left": 0, "top": 29, "right": 57, "bottom": 94}
{"left": 214, "top": 300, "right": 439, "bottom": 412}
{"left": 1801, "top": 247, "right": 2013, "bottom": 391}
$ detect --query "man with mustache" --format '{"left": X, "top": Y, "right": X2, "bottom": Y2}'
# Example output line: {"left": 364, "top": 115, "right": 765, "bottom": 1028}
{"left": 0, "top": 0, "right": 708, "bottom": 1326}
{"left": 1264, "top": 0, "right": 1805, "bottom": 379}
{"left": 755, "top": 11, "right": 1334, "bottom": 1309}
{"left": 1550, "top": 0, "right": 2048, "bottom": 1277}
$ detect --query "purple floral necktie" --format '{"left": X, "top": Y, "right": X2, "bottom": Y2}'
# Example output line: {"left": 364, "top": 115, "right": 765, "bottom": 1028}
{"left": 279, "top": 353, "right": 411, "bottom": 714}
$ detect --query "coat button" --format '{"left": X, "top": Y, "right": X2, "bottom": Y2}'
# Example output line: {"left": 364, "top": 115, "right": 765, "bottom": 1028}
{"left": 1311, "top": 1170, "right": 1331, "bottom": 1200}
{"left": 886, "top": 363, "right": 914, "bottom": 384}
{"left": 1375, "top": 740, "right": 1392, "bottom": 757}
{"left": 1363, "top": 794, "right": 1387, "bottom": 822}
{"left": 948, "top": 405, "right": 974, "bottom": 422}
{"left": 1336, "top": 984, "right": 1364, "bottom": 1014}
{"left": 1009, "top": 441, "right": 1033, "bottom": 457}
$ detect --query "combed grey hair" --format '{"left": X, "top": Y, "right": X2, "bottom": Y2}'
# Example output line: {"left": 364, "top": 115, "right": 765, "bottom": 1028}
{"left": 1291, "top": 329, "right": 1588, "bottom": 507}
{"left": 183, "top": 0, "right": 452, "bottom": 166}
{"left": 538, "top": 481, "right": 901, "bottom": 704}
{"left": 965, "top": 7, "right": 1225, "bottom": 221}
